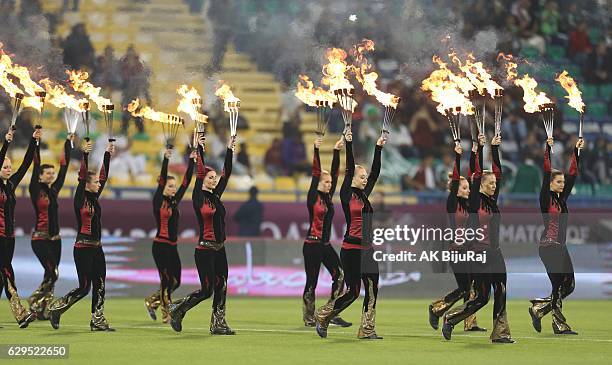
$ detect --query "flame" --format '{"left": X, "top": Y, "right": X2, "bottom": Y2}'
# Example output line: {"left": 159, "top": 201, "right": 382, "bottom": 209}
{"left": 433, "top": 55, "right": 474, "bottom": 95}
{"left": 40, "top": 78, "right": 87, "bottom": 112}
{"left": 177, "top": 84, "right": 208, "bottom": 123}
{"left": 422, "top": 55, "right": 474, "bottom": 115}
{"left": 214, "top": 81, "right": 240, "bottom": 112}
{"left": 497, "top": 53, "right": 518, "bottom": 81}
{"left": 0, "top": 54, "right": 24, "bottom": 98}
{"left": 9, "top": 64, "right": 44, "bottom": 96}
{"left": 321, "top": 48, "right": 353, "bottom": 92}
{"left": 127, "top": 98, "right": 180, "bottom": 124}
{"left": 514, "top": 75, "right": 551, "bottom": 113}
{"left": 555, "top": 71, "right": 585, "bottom": 113}
{"left": 451, "top": 53, "right": 502, "bottom": 98}
{"left": 350, "top": 39, "right": 400, "bottom": 108}
{"left": 294, "top": 74, "right": 336, "bottom": 107}
{"left": 22, "top": 96, "right": 43, "bottom": 112}
{"left": 66, "top": 70, "right": 112, "bottom": 111}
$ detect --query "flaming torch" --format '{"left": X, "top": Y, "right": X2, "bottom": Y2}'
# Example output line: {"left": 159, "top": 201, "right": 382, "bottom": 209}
{"left": 177, "top": 85, "right": 207, "bottom": 150}
{"left": 215, "top": 81, "right": 240, "bottom": 137}
{"left": 421, "top": 55, "right": 474, "bottom": 146}
{"left": 67, "top": 70, "right": 115, "bottom": 141}
{"left": 40, "top": 78, "right": 87, "bottom": 147}
{"left": 294, "top": 74, "right": 336, "bottom": 136}
{"left": 321, "top": 48, "right": 356, "bottom": 135}
{"left": 81, "top": 101, "right": 91, "bottom": 141}
{"left": 351, "top": 39, "right": 401, "bottom": 137}
{"left": 555, "top": 70, "right": 586, "bottom": 155}
{"left": 493, "top": 88, "right": 503, "bottom": 137}
{"left": 128, "top": 98, "right": 186, "bottom": 149}
{"left": 514, "top": 74, "right": 553, "bottom": 150}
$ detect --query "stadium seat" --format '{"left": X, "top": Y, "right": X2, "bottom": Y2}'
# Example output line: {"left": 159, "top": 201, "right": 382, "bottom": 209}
{"left": 546, "top": 45, "right": 566, "bottom": 61}
{"left": 520, "top": 46, "right": 541, "bottom": 59}
{"left": 586, "top": 102, "right": 607, "bottom": 118}
{"left": 599, "top": 84, "right": 612, "bottom": 99}
{"left": 581, "top": 84, "right": 599, "bottom": 101}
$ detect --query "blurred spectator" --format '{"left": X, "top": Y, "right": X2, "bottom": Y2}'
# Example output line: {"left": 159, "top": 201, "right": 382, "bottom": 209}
{"left": 511, "top": 0, "right": 533, "bottom": 31}
{"left": 501, "top": 112, "right": 529, "bottom": 161}
{"left": 264, "top": 138, "right": 284, "bottom": 176}
{"left": 236, "top": 142, "right": 252, "bottom": 176}
{"left": 511, "top": 151, "right": 541, "bottom": 193}
{"left": 357, "top": 105, "right": 381, "bottom": 155}
{"left": 568, "top": 21, "right": 592, "bottom": 62}
{"left": 520, "top": 21, "right": 547, "bottom": 54}
{"left": 120, "top": 45, "right": 150, "bottom": 136}
{"left": 409, "top": 107, "right": 439, "bottom": 157}
{"left": 281, "top": 133, "right": 309, "bottom": 175}
{"left": 540, "top": 1, "right": 561, "bottom": 43}
{"left": 401, "top": 154, "right": 436, "bottom": 191}
{"left": 559, "top": 2, "right": 582, "bottom": 34}
{"left": 585, "top": 41, "right": 611, "bottom": 84}
{"left": 585, "top": 137, "right": 610, "bottom": 184}
{"left": 435, "top": 152, "right": 454, "bottom": 190}
{"left": 93, "top": 45, "right": 122, "bottom": 93}
{"left": 371, "top": 191, "right": 392, "bottom": 228}
{"left": 62, "top": 0, "right": 79, "bottom": 12}
{"left": 388, "top": 119, "right": 416, "bottom": 158}
{"left": 62, "top": 23, "right": 95, "bottom": 71}
{"left": 19, "top": 0, "right": 41, "bottom": 19}
{"left": 278, "top": 84, "right": 302, "bottom": 125}
{"left": 234, "top": 186, "right": 264, "bottom": 237}
{"left": 207, "top": 0, "right": 235, "bottom": 73}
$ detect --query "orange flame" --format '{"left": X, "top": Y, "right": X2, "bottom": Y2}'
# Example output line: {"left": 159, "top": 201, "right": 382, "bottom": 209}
{"left": 9, "top": 63, "right": 44, "bottom": 96}
{"left": 21, "top": 96, "right": 43, "bottom": 112}
{"left": 514, "top": 75, "right": 551, "bottom": 113}
{"left": 321, "top": 47, "right": 354, "bottom": 92}
{"left": 40, "top": 78, "right": 87, "bottom": 112}
{"left": 177, "top": 85, "right": 208, "bottom": 123}
{"left": 127, "top": 98, "right": 180, "bottom": 124}
{"left": 67, "top": 70, "right": 112, "bottom": 112}
{"left": 214, "top": 81, "right": 240, "bottom": 112}
{"left": 422, "top": 55, "right": 474, "bottom": 115}
{"left": 0, "top": 53, "right": 24, "bottom": 98}
{"left": 294, "top": 75, "right": 336, "bottom": 107}
{"left": 451, "top": 53, "right": 502, "bottom": 98}
{"left": 497, "top": 53, "right": 518, "bottom": 81}
{"left": 351, "top": 39, "right": 400, "bottom": 108}
{"left": 555, "top": 71, "right": 585, "bottom": 113}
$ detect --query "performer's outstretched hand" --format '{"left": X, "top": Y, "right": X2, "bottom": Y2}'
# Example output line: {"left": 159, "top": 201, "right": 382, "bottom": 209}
{"left": 314, "top": 135, "right": 323, "bottom": 149}
{"left": 164, "top": 148, "right": 173, "bottom": 159}
{"left": 376, "top": 135, "right": 387, "bottom": 147}
{"left": 454, "top": 144, "right": 463, "bottom": 155}
{"left": 576, "top": 138, "right": 585, "bottom": 150}
{"left": 478, "top": 133, "right": 486, "bottom": 146}
{"left": 33, "top": 128, "right": 42, "bottom": 140}
{"left": 344, "top": 130, "right": 353, "bottom": 142}
{"left": 189, "top": 150, "right": 197, "bottom": 160}
{"left": 83, "top": 141, "right": 93, "bottom": 154}
{"left": 68, "top": 133, "right": 75, "bottom": 142}
{"left": 547, "top": 138, "right": 554, "bottom": 147}
{"left": 334, "top": 137, "right": 344, "bottom": 150}
{"left": 491, "top": 135, "right": 501, "bottom": 146}
{"left": 228, "top": 135, "right": 237, "bottom": 151}
{"left": 5, "top": 130, "right": 13, "bottom": 143}
{"left": 106, "top": 142, "right": 116, "bottom": 156}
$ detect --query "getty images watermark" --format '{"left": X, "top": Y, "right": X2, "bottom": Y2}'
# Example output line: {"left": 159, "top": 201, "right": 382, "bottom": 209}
{"left": 371, "top": 225, "right": 488, "bottom": 264}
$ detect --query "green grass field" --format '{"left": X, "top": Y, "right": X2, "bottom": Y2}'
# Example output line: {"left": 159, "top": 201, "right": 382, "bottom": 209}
{"left": 0, "top": 298, "right": 610, "bottom": 364}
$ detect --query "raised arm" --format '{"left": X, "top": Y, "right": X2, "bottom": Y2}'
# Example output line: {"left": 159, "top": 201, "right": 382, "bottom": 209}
{"left": 329, "top": 137, "right": 343, "bottom": 197}
{"left": 96, "top": 150, "right": 111, "bottom": 198}
{"left": 562, "top": 140, "right": 583, "bottom": 201}
{"left": 364, "top": 143, "right": 383, "bottom": 197}
{"left": 491, "top": 135, "right": 502, "bottom": 201}
{"left": 74, "top": 147, "right": 90, "bottom": 211}
{"left": 340, "top": 133, "right": 355, "bottom": 203}
{"left": 193, "top": 141, "right": 205, "bottom": 204}
{"left": 468, "top": 145, "right": 483, "bottom": 213}
{"left": 51, "top": 137, "right": 73, "bottom": 193}
{"left": 29, "top": 142, "right": 41, "bottom": 198}
{"left": 10, "top": 134, "right": 38, "bottom": 187}
{"left": 307, "top": 141, "right": 322, "bottom": 205}
{"left": 447, "top": 146, "right": 462, "bottom": 213}
{"left": 154, "top": 152, "right": 170, "bottom": 208}
{"left": 540, "top": 141, "right": 552, "bottom": 211}
{"left": 0, "top": 131, "right": 10, "bottom": 165}
{"left": 175, "top": 150, "right": 196, "bottom": 202}
{"left": 215, "top": 146, "right": 234, "bottom": 197}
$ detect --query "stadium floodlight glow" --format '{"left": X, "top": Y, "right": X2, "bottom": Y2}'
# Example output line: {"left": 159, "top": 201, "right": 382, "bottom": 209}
{"left": 539, "top": 102, "right": 556, "bottom": 153}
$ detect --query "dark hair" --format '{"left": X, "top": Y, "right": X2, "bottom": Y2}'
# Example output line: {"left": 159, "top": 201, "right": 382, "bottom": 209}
{"left": 166, "top": 175, "right": 176, "bottom": 182}
{"left": 551, "top": 169, "right": 564, "bottom": 180}
{"left": 249, "top": 186, "right": 259, "bottom": 197}
{"left": 86, "top": 171, "right": 97, "bottom": 183}
{"left": 40, "top": 164, "right": 54, "bottom": 174}
{"left": 447, "top": 172, "right": 467, "bottom": 191}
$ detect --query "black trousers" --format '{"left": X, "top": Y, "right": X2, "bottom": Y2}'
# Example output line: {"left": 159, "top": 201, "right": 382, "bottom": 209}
{"left": 539, "top": 244, "right": 575, "bottom": 310}
{"left": 332, "top": 248, "right": 379, "bottom": 314}
{"left": 31, "top": 239, "right": 62, "bottom": 290}
{"left": 152, "top": 242, "right": 182, "bottom": 303}
{"left": 0, "top": 237, "right": 17, "bottom": 300}
{"left": 443, "top": 261, "right": 472, "bottom": 305}
{"left": 54, "top": 246, "right": 106, "bottom": 314}
{"left": 175, "top": 247, "right": 228, "bottom": 314}
{"left": 446, "top": 249, "right": 507, "bottom": 325}
{"left": 302, "top": 242, "right": 343, "bottom": 304}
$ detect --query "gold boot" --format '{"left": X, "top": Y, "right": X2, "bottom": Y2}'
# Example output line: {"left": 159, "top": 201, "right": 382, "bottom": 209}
{"left": 490, "top": 310, "right": 513, "bottom": 343}
{"left": 91, "top": 308, "right": 116, "bottom": 332}
{"left": 314, "top": 301, "right": 337, "bottom": 338}
{"left": 302, "top": 289, "right": 315, "bottom": 327}
{"left": 6, "top": 281, "right": 35, "bottom": 328}
{"left": 357, "top": 308, "right": 382, "bottom": 339}
{"left": 552, "top": 307, "right": 577, "bottom": 334}
{"left": 144, "top": 290, "right": 161, "bottom": 321}
{"left": 210, "top": 306, "right": 235, "bottom": 335}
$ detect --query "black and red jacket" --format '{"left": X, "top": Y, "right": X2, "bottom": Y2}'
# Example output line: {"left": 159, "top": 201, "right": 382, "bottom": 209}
{"left": 447, "top": 151, "right": 469, "bottom": 247}
{"left": 29, "top": 139, "right": 71, "bottom": 240}
{"left": 153, "top": 155, "right": 194, "bottom": 245}
{"left": 539, "top": 145, "right": 579, "bottom": 245}
{"left": 304, "top": 146, "right": 340, "bottom": 244}
{"left": 74, "top": 151, "right": 110, "bottom": 246}
{"left": 0, "top": 137, "right": 36, "bottom": 238}
{"left": 468, "top": 144, "right": 502, "bottom": 251}
{"left": 340, "top": 141, "right": 382, "bottom": 250}
{"left": 193, "top": 144, "right": 232, "bottom": 246}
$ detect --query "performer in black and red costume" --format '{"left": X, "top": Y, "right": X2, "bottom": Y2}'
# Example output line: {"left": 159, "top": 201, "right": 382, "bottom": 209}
{"left": 301, "top": 134, "right": 351, "bottom": 328}
{"left": 428, "top": 141, "right": 485, "bottom": 332}
{"left": 28, "top": 134, "right": 73, "bottom": 320}
{"left": 48, "top": 139, "right": 115, "bottom": 331}
{"left": 0, "top": 128, "right": 39, "bottom": 328}
{"left": 315, "top": 129, "right": 386, "bottom": 339}
{"left": 442, "top": 134, "right": 515, "bottom": 343}
{"left": 169, "top": 134, "right": 236, "bottom": 335}
{"left": 144, "top": 147, "right": 195, "bottom": 323}
{"left": 528, "top": 137, "right": 584, "bottom": 335}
